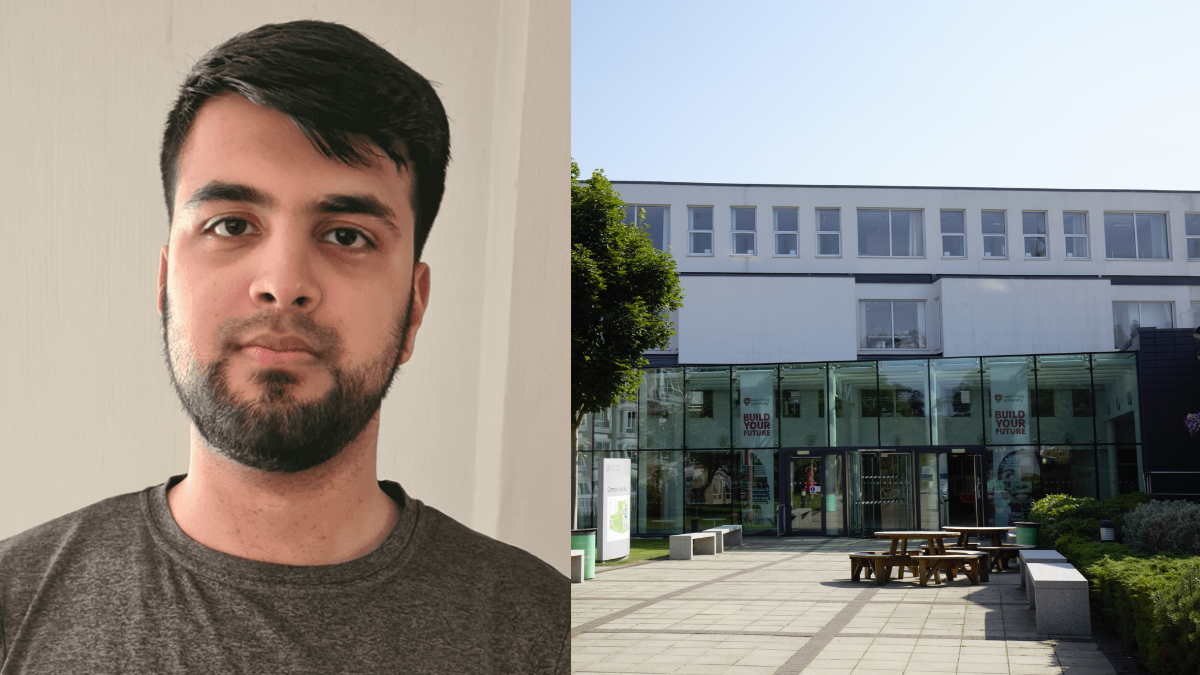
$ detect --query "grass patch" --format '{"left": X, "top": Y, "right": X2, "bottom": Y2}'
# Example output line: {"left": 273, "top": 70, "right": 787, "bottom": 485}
{"left": 597, "top": 538, "right": 670, "bottom": 567}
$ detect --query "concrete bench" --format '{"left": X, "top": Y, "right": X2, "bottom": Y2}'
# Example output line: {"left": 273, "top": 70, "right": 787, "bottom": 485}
{"left": 1027, "top": 562, "right": 1090, "bottom": 636}
{"left": 669, "top": 532, "right": 717, "bottom": 560}
{"left": 570, "top": 549, "right": 585, "bottom": 583}
{"left": 711, "top": 524, "right": 743, "bottom": 547}
{"left": 1019, "top": 549, "right": 1067, "bottom": 605}
{"left": 702, "top": 528, "right": 727, "bottom": 553}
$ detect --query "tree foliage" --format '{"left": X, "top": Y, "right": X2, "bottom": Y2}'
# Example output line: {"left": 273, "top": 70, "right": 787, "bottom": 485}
{"left": 571, "top": 161, "right": 683, "bottom": 427}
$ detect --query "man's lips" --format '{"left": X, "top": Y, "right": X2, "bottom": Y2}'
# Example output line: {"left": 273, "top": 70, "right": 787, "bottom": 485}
{"left": 238, "top": 334, "right": 318, "bottom": 365}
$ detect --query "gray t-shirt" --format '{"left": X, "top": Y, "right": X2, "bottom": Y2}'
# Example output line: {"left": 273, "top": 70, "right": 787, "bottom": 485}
{"left": 0, "top": 476, "right": 569, "bottom": 673}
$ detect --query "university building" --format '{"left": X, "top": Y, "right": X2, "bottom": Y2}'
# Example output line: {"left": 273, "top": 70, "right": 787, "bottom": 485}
{"left": 575, "top": 182, "right": 1200, "bottom": 538}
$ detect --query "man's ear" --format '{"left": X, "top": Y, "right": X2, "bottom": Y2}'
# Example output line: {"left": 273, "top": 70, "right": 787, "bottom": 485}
{"left": 398, "top": 262, "right": 430, "bottom": 365}
{"left": 157, "top": 245, "right": 168, "bottom": 315}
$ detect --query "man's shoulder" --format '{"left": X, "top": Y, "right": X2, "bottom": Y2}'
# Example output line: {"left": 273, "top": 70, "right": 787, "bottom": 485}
{"left": 0, "top": 488, "right": 149, "bottom": 570}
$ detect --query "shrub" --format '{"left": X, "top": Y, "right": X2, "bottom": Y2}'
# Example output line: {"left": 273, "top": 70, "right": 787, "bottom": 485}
{"left": 1124, "top": 500, "right": 1200, "bottom": 555}
{"left": 1029, "top": 493, "right": 1154, "bottom": 548}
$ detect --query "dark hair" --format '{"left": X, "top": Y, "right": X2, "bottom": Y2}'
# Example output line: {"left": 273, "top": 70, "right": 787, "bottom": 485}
{"left": 160, "top": 20, "right": 450, "bottom": 261}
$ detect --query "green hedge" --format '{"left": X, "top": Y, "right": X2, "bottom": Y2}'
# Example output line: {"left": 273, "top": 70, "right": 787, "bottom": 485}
{"left": 1030, "top": 494, "right": 1200, "bottom": 675}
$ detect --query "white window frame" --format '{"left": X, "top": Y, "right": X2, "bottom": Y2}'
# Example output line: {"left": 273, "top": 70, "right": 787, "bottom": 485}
{"left": 688, "top": 206, "right": 714, "bottom": 256}
{"left": 1104, "top": 211, "right": 1170, "bottom": 260}
{"left": 856, "top": 208, "right": 925, "bottom": 258}
{"left": 1022, "top": 211, "right": 1049, "bottom": 260}
{"left": 773, "top": 207, "right": 799, "bottom": 257}
{"left": 1112, "top": 301, "right": 1175, "bottom": 348}
{"left": 940, "top": 210, "right": 966, "bottom": 259}
{"left": 1186, "top": 214, "right": 1200, "bottom": 260}
{"left": 857, "top": 300, "right": 928, "bottom": 351}
{"left": 816, "top": 208, "right": 841, "bottom": 257}
{"left": 624, "top": 204, "right": 670, "bottom": 252}
{"left": 730, "top": 206, "right": 757, "bottom": 256}
{"left": 982, "top": 210, "right": 1008, "bottom": 259}
{"left": 1063, "top": 211, "right": 1089, "bottom": 260}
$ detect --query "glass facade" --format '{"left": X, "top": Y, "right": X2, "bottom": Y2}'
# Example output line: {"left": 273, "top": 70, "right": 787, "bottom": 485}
{"left": 575, "top": 352, "right": 1144, "bottom": 536}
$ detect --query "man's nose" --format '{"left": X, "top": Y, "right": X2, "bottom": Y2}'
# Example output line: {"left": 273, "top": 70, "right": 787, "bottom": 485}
{"left": 247, "top": 230, "right": 322, "bottom": 311}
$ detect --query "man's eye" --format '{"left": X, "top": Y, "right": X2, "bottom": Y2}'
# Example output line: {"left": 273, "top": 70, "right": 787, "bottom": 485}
{"left": 204, "top": 217, "right": 255, "bottom": 237}
{"left": 323, "top": 228, "right": 373, "bottom": 249}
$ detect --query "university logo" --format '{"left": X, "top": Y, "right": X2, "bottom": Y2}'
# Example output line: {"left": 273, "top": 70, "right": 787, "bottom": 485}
{"left": 994, "top": 394, "right": 1003, "bottom": 402}
{"left": 744, "top": 397, "right": 750, "bottom": 405}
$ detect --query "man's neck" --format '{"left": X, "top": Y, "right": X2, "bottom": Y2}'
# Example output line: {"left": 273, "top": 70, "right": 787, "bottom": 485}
{"left": 166, "top": 421, "right": 399, "bottom": 566}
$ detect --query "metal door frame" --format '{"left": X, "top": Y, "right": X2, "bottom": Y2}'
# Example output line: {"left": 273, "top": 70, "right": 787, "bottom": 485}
{"left": 912, "top": 446, "right": 986, "bottom": 529}
{"left": 777, "top": 448, "right": 846, "bottom": 537}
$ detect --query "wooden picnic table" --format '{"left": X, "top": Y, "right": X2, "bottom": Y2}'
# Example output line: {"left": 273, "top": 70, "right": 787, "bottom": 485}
{"left": 940, "top": 526, "right": 1014, "bottom": 548}
{"left": 874, "top": 531, "right": 959, "bottom": 556}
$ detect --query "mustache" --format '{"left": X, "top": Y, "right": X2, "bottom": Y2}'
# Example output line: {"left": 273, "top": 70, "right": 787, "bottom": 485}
{"left": 214, "top": 311, "right": 342, "bottom": 360}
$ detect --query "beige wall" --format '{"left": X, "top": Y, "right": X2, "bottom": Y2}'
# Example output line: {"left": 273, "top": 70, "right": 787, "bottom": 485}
{"left": 0, "top": 0, "right": 569, "bottom": 573}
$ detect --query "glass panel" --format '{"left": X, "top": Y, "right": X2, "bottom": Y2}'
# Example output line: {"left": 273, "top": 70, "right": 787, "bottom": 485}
{"left": 982, "top": 355, "right": 1035, "bottom": 444}
{"left": 733, "top": 365, "right": 779, "bottom": 449}
{"left": 824, "top": 453, "right": 844, "bottom": 536}
{"left": 690, "top": 231, "right": 713, "bottom": 255}
{"left": 891, "top": 210, "right": 912, "bottom": 256}
{"left": 1189, "top": 238, "right": 1200, "bottom": 260}
{"left": 1097, "top": 444, "right": 1141, "bottom": 495}
{"left": 941, "top": 211, "right": 965, "bottom": 234}
{"left": 1092, "top": 353, "right": 1140, "bottom": 445}
{"left": 576, "top": 411, "right": 593, "bottom": 452}
{"left": 686, "top": 449, "right": 734, "bottom": 530}
{"left": 1065, "top": 236, "right": 1088, "bottom": 258}
{"left": 685, "top": 366, "right": 731, "bottom": 448}
{"left": 1024, "top": 236, "right": 1047, "bottom": 258}
{"left": 860, "top": 301, "right": 894, "bottom": 349}
{"left": 983, "top": 235, "right": 1006, "bottom": 258}
{"left": 779, "top": 362, "right": 829, "bottom": 447}
{"left": 1039, "top": 445, "right": 1097, "bottom": 499}
{"left": 1034, "top": 354, "right": 1094, "bottom": 445}
{"left": 893, "top": 301, "right": 926, "bottom": 348}
{"left": 774, "top": 208, "right": 798, "bottom": 232}
{"left": 858, "top": 210, "right": 891, "bottom": 256}
{"left": 1135, "top": 213, "right": 1168, "bottom": 259}
{"left": 790, "top": 457, "right": 824, "bottom": 535}
{"left": 1096, "top": 445, "right": 1116, "bottom": 500}
{"left": 981, "top": 211, "right": 1006, "bottom": 234}
{"left": 829, "top": 361, "right": 879, "bottom": 447}
{"left": 879, "top": 359, "right": 929, "bottom": 446}
{"left": 818, "top": 233, "right": 840, "bottom": 256}
{"left": 776, "top": 233, "right": 798, "bottom": 255}
{"left": 931, "top": 357, "right": 984, "bottom": 446}
{"left": 689, "top": 206, "right": 712, "bottom": 231}
{"left": 1112, "top": 302, "right": 1138, "bottom": 348}
{"left": 593, "top": 401, "right": 636, "bottom": 451}
{"left": 732, "top": 207, "right": 756, "bottom": 231}
{"left": 858, "top": 451, "right": 913, "bottom": 534}
{"left": 739, "top": 448, "right": 777, "bottom": 535}
{"left": 1105, "top": 212, "right": 1136, "bottom": 258}
{"left": 942, "top": 235, "right": 965, "bottom": 257}
{"left": 576, "top": 452, "right": 593, "bottom": 529}
{"left": 1022, "top": 212, "right": 1047, "bottom": 234}
{"left": 1064, "top": 212, "right": 1087, "bottom": 235}
{"left": 638, "top": 451, "right": 682, "bottom": 535}
{"left": 847, "top": 449, "right": 863, "bottom": 536}
{"left": 639, "top": 206, "right": 667, "bottom": 251}
{"left": 732, "top": 232, "right": 756, "bottom": 255}
{"left": 817, "top": 209, "right": 841, "bottom": 232}
{"left": 1193, "top": 302, "right": 1200, "bottom": 328}
{"left": 1139, "top": 302, "right": 1173, "bottom": 329}
{"left": 992, "top": 446, "right": 1038, "bottom": 525}
{"left": 917, "top": 452, "right": 945, "bottom": 530}
{"left": 1187, "top": 214, "right": 1200, "bottom": 236}
{"left": 640, "top": 368, "right": 684, "bottom": 449}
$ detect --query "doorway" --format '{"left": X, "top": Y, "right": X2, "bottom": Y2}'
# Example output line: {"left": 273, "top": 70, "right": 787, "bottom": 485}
{"left": 779, "top": 451, "right": 845, "bottom": 536}
{"left": 854, "top": 450, "right": 913, "bottom": 535}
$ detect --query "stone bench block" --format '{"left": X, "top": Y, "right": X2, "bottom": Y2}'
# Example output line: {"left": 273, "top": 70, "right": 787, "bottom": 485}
{"left": 702, "top": 528, "right": 728, "bottom": 553}
{"left": 570, "top": 549, "right": 585, "bottom": 584}
{"left": 669, "top": 533, "right": 716, "bottom": 560}
{"left": 1019, "top": 549, "right": 1067, "bottom": 604}
{"left": 712, "top": 524, "right": 742, "bottom": 546}
{"left": 1028, "top": 562, "right": 1090, "bottom": 636}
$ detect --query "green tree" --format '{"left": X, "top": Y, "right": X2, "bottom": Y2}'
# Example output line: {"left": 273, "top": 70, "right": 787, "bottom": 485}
{"left": 572, "top": 161, "right": 683, "bottom": 527}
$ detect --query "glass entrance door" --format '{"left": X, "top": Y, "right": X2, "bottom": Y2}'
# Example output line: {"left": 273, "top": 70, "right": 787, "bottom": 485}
{"left": 790, "top": 457, "right": 824, "bottom": 535}
{"left": 856, "top": 451, "right": 913, "bottom": 535}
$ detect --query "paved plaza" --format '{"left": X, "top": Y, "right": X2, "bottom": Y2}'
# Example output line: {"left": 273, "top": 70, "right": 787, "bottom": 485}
{"left": 571, "top": 538, "right": 1118, "bottom": 675}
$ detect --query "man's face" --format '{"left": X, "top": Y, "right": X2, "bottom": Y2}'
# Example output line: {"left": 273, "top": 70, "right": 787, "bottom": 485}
{"left": 159, "top": 94, "right": 429, "bottom": 473}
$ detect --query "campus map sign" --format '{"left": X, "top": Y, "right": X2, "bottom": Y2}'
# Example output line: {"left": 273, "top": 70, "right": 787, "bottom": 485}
{"left": 597, "top": 458, "right": 630, "bottom": 561}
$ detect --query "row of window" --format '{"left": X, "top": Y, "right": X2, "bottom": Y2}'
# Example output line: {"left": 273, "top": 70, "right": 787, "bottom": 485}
{"left": 854, "top": 299, "right": 1195, "bottom": 352}
{"left": 625, "top": 205, "right": 1200, "bottom": 261}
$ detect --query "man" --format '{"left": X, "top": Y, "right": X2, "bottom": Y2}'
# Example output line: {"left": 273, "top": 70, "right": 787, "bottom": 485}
{"left": 0, "top": 21, "right": 568, "bottom": 673}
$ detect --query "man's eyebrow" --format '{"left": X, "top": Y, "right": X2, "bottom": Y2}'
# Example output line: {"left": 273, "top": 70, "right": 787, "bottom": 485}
{"left": 183, "top": 181, "right": 276, "bottom": 211}
{"left": 314, "top": 194, "right": 399, "bottom": 235}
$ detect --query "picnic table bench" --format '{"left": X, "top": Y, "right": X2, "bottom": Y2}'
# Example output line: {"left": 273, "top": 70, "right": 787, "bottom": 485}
{"left": 942, "top": 526, "right": 1035, "bottom": 572}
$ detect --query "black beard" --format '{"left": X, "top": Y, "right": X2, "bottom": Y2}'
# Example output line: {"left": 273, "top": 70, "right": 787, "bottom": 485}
{"left": 161, "top": 291, "right": 412, "bottom": 473}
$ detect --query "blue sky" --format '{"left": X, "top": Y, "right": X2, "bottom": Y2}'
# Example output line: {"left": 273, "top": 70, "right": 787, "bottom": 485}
{"left": 572, "top": 1, "right": 1200, "bottom": 190}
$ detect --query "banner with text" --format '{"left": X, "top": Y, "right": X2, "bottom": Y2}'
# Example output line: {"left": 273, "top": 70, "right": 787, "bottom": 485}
{"left": 989, "top": 361, "right": 1034, "bottom": 525}
{"left": 738, "top": 370, "right": 776, "bottom": 448}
